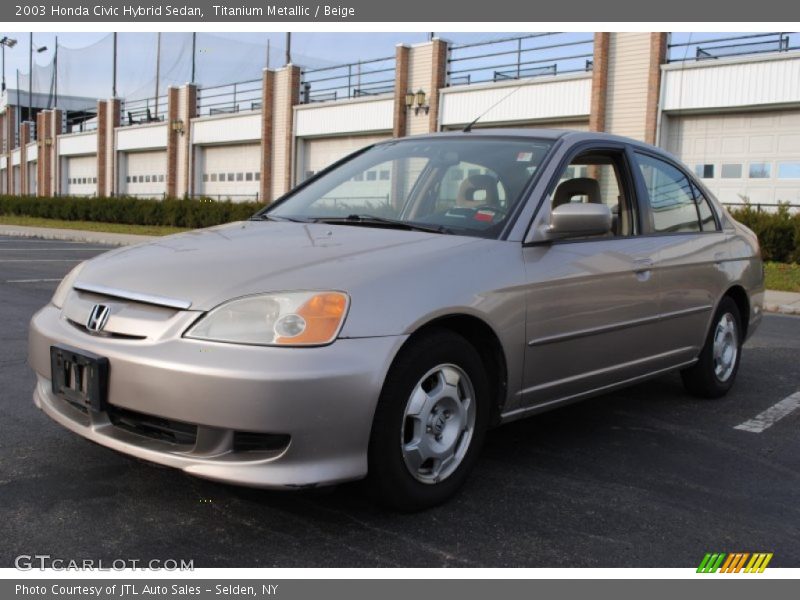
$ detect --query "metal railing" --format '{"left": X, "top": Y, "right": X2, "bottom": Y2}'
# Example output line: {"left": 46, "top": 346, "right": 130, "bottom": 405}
{"left": 668, "top": 32, "right": 800, "bottom": 63}
{"left": 724, "top": 202, "right": 800, "bottom": 213}
{"left": 447, "top": 33, "right": 594, "bottom": 88}
{"left": 300, "top": 55, "right": 395, "bottom": 104}
{"left": 121, "top": 95, "right": 168, "bottom": 127}
{"left": 196, "top": 78, "right": 262, "bottom": 117}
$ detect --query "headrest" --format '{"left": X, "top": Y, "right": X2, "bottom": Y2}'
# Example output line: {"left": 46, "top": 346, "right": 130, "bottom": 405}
{"left": 553, "top": 177, "right": 601, "bottom": 208}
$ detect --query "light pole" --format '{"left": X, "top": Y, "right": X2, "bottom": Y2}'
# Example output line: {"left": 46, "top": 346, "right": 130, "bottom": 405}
{"left": 28, "top": 33, "right": 47, "bottom": 123}
{"left": 1, "top": 36, "right": 17, "bottom": 93}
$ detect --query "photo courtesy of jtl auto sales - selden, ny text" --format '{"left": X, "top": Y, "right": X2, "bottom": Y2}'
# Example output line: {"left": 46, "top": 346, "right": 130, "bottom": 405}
{"left": 1, "top": 0, "right": 799, "bottom": 598}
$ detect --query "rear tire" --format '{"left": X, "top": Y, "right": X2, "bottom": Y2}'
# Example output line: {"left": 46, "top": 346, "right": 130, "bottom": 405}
{"left": 681, "top": 296, "right": 743, "bottom": 398}
{"left": 367, "top": 328, "right": 489, "bottom": 511}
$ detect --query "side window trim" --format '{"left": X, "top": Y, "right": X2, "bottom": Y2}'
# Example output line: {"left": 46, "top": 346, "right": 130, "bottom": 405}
{"left": 689, "top": 180, "right": 722, "bottom": 232}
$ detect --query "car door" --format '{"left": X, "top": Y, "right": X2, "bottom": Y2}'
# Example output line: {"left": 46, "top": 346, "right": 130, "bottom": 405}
{"left": 631, "top": 151, "right": 731, "bottom": 364}
{"left": 514, "top": 144, "right": 670, "bottom": 414}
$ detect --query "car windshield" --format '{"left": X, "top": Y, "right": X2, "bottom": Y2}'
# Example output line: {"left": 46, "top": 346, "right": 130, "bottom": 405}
{"left": 263, "top": 137, "right": 554, "bottom": 239}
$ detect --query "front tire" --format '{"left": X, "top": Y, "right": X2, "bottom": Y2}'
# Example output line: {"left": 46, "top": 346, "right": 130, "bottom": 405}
{"left": 681, "top": 297, "right": 743, "bottom": 398}
{"left": 367, "top": 329, "right": 489, "bottom": 511}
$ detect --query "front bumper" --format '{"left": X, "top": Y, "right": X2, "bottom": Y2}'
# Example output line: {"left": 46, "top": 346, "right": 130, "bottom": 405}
{"left": 29, "top": 304, "right": 407, "bottom": 488}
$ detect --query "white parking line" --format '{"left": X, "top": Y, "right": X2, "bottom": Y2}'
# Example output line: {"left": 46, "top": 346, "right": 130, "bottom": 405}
{"left": 734, "top": 392, "right": 800, "bottom": 433}
{"left": 6, "top": 278, "right": 63, "bottom": 283}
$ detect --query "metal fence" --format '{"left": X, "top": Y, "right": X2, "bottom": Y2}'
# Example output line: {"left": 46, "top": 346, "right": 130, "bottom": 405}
{"left": 668, "top": 32, "right": 800, "bottom": 63}
{"left": 724, "top": 202, "right": 800, "bottom": 213}
{"left": 300, "top": 55, "right": 396, "bottom": 104}
{"left": 447, "top": 33, "right": 594, "bottom": 87}
{"left": 196, "top": 79, "right": 262, "bottom": 117}
{"left": 121, "top": 95, "right": 168, "bottom": 127}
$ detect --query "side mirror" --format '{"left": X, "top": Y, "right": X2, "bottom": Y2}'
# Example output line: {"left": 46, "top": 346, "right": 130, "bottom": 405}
{"left": 546, "top": 202, "right": 612, "bottom": 239}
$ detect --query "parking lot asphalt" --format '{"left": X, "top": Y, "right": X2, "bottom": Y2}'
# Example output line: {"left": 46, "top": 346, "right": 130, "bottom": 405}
{"left": 1, "top": 234, "right": 799, "bottom": 568}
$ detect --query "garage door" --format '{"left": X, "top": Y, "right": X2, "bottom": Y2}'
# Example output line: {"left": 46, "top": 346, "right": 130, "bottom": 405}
{"left": 665, "top": 110, "right": 800, "bottom": 207}
{"left": 299, "top": 134, "right": 391, "bottom": 184}
{"left": 122, "top": 151, "right": 167, "bottom": 198}
{"left": 27, "top": 161, "right": 37, "bottom": 196}
{"left": 198, "top": 144, "right": 261, "bottom": 201}
{"left": 64, "top": 155, "right": 96, "bottom": 196}
{"left": 0, "top": 168, "right": 6, "bottom": 194}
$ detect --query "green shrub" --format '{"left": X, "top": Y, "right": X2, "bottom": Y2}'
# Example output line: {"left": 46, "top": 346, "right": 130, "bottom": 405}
{"left": 728, "top": 203, "right": 799, "bottom": 264}
{"left": 0, "top": 195, "right": 263, "bottom": 230}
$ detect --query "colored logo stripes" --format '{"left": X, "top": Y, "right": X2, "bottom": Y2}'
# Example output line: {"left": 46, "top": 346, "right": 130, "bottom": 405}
{"left": 697, "top": 552, "right": 773, "bottom": 573}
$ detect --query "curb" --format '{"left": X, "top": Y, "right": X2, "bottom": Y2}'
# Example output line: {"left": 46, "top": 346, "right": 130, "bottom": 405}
{"left": 0, "top": 226, "right": 154, "bottom": 247}
{"left": 763, "top": 303, "right": 800, "bottom": 316}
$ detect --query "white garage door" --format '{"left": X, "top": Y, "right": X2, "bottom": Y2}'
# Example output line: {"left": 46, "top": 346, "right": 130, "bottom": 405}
{"left": 0, "top": 169, "right": 6, "bottom": 194}
{"left": 27, "top": 162, "right": 37, "bottom": 195}
{"left": 665, "top": 110, "right": 800, "bottom": 207}
{"left": 122, "top": 151, "right": 167, "bottom": 198}
{"left": 199, "top": 144, "right": 261, "bottom": 202}
{"left": 64, "top": 155, "right": 97, "bottom": 196}
{"left": 299, "top": 134, "right": 391, "bottom": 184}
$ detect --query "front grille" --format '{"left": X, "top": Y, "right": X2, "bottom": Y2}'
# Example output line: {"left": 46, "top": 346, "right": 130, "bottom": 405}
{"left": 107, "top": 405, "right": 198, "bottom": 446}
{"left": 66, "top": 319, "right": 147, "bottom": 340}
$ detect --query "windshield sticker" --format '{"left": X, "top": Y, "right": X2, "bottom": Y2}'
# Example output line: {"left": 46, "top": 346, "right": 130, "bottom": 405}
{"left": 516, "top": 151, "right": 534, "bottom": 162}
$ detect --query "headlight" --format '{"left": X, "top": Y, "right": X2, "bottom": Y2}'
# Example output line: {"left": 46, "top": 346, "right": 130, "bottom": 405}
{"left": 185, "top": 291, "right": 349, "bottom": 346}
{"left": 51, "top": 262, "right": 87, "bottom": 309}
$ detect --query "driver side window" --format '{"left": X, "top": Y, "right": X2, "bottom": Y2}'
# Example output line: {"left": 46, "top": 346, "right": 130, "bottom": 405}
{"left": 552, "top": 150, "right": 638, "bottom": 237}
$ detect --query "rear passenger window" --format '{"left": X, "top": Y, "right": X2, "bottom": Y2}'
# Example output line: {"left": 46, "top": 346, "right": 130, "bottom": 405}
{"left": 636, "top": 153, "right": 700, "bottom": 233}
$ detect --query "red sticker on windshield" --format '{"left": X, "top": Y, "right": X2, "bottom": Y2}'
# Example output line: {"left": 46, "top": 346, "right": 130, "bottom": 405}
{"left": 474, "top": 210, "right": 495, "bottom": 222}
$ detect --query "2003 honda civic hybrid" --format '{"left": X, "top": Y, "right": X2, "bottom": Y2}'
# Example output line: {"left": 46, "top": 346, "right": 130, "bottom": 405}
{"left": 29, "top": 130, "right": 763, "bottom": 510}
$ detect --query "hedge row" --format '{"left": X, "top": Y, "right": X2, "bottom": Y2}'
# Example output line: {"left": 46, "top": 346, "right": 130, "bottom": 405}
{"left": 728, "top": 204, "right": 800, "bottom": 264}
{"left": 1, "top": 195, "right": 798, "bottom": 263}
{"left": 0, "top": 195, "right": 263, "bottom": 229}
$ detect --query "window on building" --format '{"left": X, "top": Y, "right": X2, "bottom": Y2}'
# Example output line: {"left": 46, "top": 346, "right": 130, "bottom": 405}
{"left": 227, "top": 173, "right": 234, "bottom": 182}
{"left": 749, "top": 163, "right": 771, "bottom": 178}
{"left": 777, "top": 162, "right": 800, "bottom": 179}
{"left": 145, "top": 175, "right": 151, "bottom": 183}
{"left": 721, "top": 164, "right": 742, "bottom": 179}
{"left": 694, "top": 164, "right": 715, "bottom": 179}
{"left": 255, "top": 172, "right": 260, "bottom": 181}
{"left": 246, "top": 172, "right": 253, "bottom": 181}
{"left": 366, "top": 171, "right": 377, "bottom": 181}
{"left": 203, "top": 174, "right": 209, "bottom": 182}
{"left": 210, "top": 173, "right": 217, "bottom": 182}
{"left": 379, "top": 170, "right": 390, "bottom": 181}
{"left": 236, "top": 172, "right": 244, "bottom": 182}
{"left": 637, "top": 153, "right": 701, "bottom": 233}
{"left": 159, "top": 175, "right": 164, "bottom": 183}
{"left": 93, "top": 177, "right": 97, "bottom": 184}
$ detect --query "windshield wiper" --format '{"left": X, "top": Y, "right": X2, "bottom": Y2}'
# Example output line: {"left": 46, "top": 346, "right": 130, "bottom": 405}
{"left": 251, "top": 214, "right": 314, "bottom": 223}
{"left": 317, "top": 214, "right": 452, "bottom": 235}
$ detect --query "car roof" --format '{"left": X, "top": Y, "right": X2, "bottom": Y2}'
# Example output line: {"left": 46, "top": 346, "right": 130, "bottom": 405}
{"left": 396, "top": 128, "right": 665, "bottom": 154}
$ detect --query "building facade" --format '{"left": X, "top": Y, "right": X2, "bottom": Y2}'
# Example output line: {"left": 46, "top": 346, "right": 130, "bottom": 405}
{"left": 1, "top": 32, "right": 798, "bottom": 209}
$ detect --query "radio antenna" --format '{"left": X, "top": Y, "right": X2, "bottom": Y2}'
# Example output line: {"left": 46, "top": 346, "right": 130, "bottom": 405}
{"left": 463, "top": 85, "right": 523, "bottom": 133}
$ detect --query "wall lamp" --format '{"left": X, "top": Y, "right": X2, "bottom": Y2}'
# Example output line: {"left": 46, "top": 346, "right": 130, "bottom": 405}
{"left": 405, "top": 89, "right": 429, "bottom": 116}
{"left": 170, "top": 119, "right": 185, "bottom": 135}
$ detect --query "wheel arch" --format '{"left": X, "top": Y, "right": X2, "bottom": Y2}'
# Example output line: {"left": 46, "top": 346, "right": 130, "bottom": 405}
{"left": 398, "top": 313, "right": 509, "bottom": 426}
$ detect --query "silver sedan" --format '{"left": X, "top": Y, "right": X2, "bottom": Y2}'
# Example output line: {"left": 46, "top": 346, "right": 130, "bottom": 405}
{"left": 28, "top": 130, "right": 763, "bottom": 510}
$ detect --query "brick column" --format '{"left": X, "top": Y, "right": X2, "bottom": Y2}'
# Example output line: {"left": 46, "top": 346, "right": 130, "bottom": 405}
{"left": 166, "top": 87, "right": 180, "bottom": 198}
{"left": 50, "top": 109, "right": 63, "bottom": 195}
{"left": 1, "top": 106, "right": 15, "bottom": 154}
{"left": 19, "top": 123, "right": 29, "bottom": 195}
{"left": 392, "top": 44, "right": 410, "bottom": 138}
{"left": 36, "top": 112, "right": 46, "bottom": 196}
{"left": 175, "top": 84, "right": 197, "bottom": 198}
{"left": 270, "top": 65, "right": 300, "bottom": 199}
{"left": 106, "top": 99, "right": 120, "bottom": 196}
{"left": 96, "top": 100, "right": 108, "bottom": 197}
{"left": 644, "top": 33, "right": 668, "bottom": 145}
{"left": 259, "top": 68, "right": 275, "bottom": 203}
{"left": 428, "top": 39, "right": 448, "bottom": 133}
{"left": 589, "top": 32, "right": 610, "bottom": 133}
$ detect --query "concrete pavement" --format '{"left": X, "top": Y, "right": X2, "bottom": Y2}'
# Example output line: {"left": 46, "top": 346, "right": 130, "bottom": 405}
{"left": 1, "top": 223, "right": 799, "bottom": 315}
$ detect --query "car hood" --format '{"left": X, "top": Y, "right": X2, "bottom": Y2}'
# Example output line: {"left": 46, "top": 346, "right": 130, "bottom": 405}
{"left": 74, "top": 221, "right": 485, "bottom": 311}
